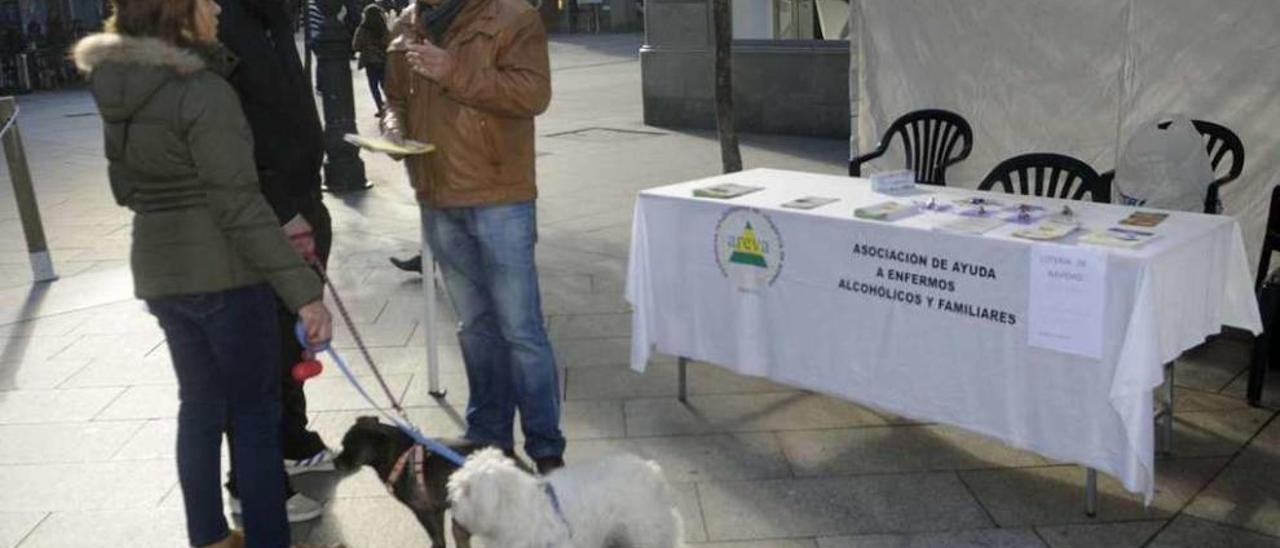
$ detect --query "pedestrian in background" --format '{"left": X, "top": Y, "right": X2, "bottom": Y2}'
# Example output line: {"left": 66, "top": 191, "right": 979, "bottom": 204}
{"left": 351, "top": 3, "right": 389, "bottom": 117}
{"left": 72, "top": 0, "right": 333, "bottom": 545}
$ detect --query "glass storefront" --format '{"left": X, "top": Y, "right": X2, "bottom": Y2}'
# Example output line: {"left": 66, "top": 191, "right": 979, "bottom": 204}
{"left": 732, "top": 0, "right": 848, "bottom": 41}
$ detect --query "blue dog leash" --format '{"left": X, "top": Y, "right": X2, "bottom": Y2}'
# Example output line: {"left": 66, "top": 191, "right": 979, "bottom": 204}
{"left": 294, "top": 322, "right": 467, "bottom": 466}
{"left": 300, "top": 322, "right": 574, "bottom": 537}
{"left": 302, "top": 265, "right": 574, "bottom": 537}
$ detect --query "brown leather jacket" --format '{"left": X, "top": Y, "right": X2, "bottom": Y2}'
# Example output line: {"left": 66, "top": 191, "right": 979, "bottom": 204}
{"left": 382, "top": 0, "right": 550, "bottom": 207}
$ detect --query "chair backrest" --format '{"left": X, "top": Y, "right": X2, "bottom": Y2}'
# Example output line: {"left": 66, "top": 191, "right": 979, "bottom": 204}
{"left": 1190, "top": 119, "right": 1244, "bottom": 186}
{"left": 868, "top": 109, "right": 973, "bottom": 186}
{"left": 1192, "top": 119, "right": 1244, "bottom": 214}
{"left": 978, "top": 153, "right": 1109, "bottom": 203}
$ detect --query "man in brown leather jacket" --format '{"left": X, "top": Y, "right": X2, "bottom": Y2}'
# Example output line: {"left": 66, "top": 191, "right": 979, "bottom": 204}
{"left": 382, "top": 0, "right": 565, "bottom": 473}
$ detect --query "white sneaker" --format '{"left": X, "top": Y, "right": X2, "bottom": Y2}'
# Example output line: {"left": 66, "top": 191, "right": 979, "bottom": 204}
{"left": 285, "top": 449, "right": 336, "bottom": 476}
{"left": 229, "top": 493, "right": 325, "bottom": 523}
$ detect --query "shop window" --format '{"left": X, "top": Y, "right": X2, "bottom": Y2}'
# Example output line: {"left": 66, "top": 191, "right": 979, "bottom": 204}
{"left": 732, "top": 0, "right": 848, "bottom": 41}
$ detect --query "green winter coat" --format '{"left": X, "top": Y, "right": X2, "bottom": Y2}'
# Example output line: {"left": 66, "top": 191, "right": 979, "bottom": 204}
{"left": 72, "top": 33, "right": 321, "bottom": 311}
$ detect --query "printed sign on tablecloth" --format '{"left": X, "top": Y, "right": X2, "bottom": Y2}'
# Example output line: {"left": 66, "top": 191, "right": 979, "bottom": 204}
{"left": 1027, "top": 245, "right": 1108, "bottom": 359}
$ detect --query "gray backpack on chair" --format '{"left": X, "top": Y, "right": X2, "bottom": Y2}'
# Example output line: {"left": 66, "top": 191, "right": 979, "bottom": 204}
{"left": 1114, "top": 115, "right": 1214, "bottom": 212}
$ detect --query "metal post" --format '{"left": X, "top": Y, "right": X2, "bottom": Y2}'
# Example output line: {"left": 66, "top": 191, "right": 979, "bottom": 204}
{"left": 1085, "top": 468, "right": 1098, "bottom": 517}
{"left": 314, "top": 0, "right": 368, "bottom": 192}
{"left": 677, "top": 357, "right": 688, "bottom": 403}
{"left": 422, "top": 212, "right": 444, "bottom": 398}
{"left": 16, "top": 54, "right": 30, "bottom": 92}
{"left": 0, "top": 97, "right": 55, "bottom": 282}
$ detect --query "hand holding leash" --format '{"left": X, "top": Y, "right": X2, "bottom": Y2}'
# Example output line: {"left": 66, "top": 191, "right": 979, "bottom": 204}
{"left": 297, "top": 300, "right": 332, "bottom": 348}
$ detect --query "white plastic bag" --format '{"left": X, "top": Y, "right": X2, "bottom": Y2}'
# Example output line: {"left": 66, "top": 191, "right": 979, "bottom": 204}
{"left": 1114, "top": 115, "right": 1213, "bottom": 212}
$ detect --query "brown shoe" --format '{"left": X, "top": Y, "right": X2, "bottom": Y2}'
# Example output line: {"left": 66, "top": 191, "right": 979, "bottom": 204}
{"left": 201, "top": 530, "right": 244, "bottom": 548}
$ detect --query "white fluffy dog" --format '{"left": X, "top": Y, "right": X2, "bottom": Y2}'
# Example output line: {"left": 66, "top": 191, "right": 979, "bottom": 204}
{"left": 447, "top": 448, "right": 683, "bottom": 548}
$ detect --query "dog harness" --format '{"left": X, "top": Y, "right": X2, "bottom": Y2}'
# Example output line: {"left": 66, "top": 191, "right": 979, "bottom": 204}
{"left": 386, "top": 444, "right": 431, "bottom": 507}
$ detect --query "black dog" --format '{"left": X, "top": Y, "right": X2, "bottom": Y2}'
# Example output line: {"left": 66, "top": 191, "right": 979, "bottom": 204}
{"left": 335, "top": 417, "right": 517, "bottom": 548}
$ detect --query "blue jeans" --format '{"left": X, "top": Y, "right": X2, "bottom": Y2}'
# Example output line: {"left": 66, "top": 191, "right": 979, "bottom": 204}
{"left": 148, "top": 284, "right": 290, "bottom": 548}
{"left": 422, "top": 201, "right": 565, "bottom": 459}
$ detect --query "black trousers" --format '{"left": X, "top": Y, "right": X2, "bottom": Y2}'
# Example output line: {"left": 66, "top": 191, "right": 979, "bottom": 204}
{"left": 228, "top": 194, "right": 333, "bottom": 497}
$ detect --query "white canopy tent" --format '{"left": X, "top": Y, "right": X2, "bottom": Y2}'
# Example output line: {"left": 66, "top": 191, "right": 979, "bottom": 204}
{"left": 853, "top": 0, "right": 1280, "bottom": 270}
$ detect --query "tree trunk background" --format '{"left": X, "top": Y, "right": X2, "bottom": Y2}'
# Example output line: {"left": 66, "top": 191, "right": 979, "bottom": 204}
{"left": 711, "top": 0, "right": 742, "bottom": 173}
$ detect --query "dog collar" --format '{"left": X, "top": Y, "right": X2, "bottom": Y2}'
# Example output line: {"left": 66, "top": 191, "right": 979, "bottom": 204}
{"left": 386, "top": 444, "right": 429, "bottom": 500}
{"left": 542, "top": 482, "right": 573, "bottom": 539}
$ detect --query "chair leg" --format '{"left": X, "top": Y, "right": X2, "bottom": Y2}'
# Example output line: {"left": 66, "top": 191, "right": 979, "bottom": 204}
{"left": 1248, "top": 285, "right": 1275, "bottom": 405}
{"left": 1084, "top": 468, "right": 1098, "bottom": 517}
{"left": 1248, "top": 333, "right": 1267, "bottom": 406}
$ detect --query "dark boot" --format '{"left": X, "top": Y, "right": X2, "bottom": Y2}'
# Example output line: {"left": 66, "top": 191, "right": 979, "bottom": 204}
{"left": 535, "top": 456, "right": 565, "bottom": 475}
{"left": 390, "top": 254, "right": 423, "bottom": 274}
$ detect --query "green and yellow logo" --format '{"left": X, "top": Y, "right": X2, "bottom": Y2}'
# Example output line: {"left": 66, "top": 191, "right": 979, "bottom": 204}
{"left": 715, "top": 208, "right": 784, "bottom": 289}
{"left": 728, "top": 223, "right": 769, "bottom": 268}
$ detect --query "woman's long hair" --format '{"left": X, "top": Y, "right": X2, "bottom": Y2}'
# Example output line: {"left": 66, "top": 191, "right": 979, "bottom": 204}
{"left": 104, "top": 0, "right": 201, "bottom": 47}
{"left": 360, "top": 4, "right": 388, "bottom": 40}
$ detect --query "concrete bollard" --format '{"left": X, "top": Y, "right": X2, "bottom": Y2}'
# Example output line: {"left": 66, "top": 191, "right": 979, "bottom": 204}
{"left": 0, "top": 96, "right": 56, "bottom": 282}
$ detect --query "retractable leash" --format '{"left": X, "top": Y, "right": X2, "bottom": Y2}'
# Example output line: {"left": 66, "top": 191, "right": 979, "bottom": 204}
{"left": 295, "top": 322, "right": 466, "bottom": 466}
{"left": 293, "top": 254, "right": 467, "bottom": 467}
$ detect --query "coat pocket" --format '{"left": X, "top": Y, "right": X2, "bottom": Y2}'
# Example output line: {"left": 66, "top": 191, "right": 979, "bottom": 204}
{"left": 477, "top": 113, "right": 500, "bottom": 167}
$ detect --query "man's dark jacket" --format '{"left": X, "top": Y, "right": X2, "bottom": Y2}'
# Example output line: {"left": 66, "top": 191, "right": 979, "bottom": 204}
{"left": 216, "top": 0, "right": 325, "bottom": 223}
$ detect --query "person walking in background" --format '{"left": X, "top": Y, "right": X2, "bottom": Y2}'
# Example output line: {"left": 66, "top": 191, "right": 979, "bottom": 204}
{"left": 215, "top": 0, "right": 335, "bottom": 524}
{"left": 72, "top": 0, "right": 333, "bottom": 545}
{"left": 351, "top": 3, "right": 389, "bottom": 116}
{"left": 382, "top": 0, "right": 566, "bottom": 474}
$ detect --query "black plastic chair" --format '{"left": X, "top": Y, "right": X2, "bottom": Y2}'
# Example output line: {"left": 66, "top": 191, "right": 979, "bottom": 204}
{"left": 977, "top": 153, "right": 1110, "bottom": 203}
{"left": 1247, "top": 186, "right": 1280, "bottom": 405}
{"left": 849, "top": 109, "right": 973, "bottom": 186}
{"left": 1256, "top": 186, "right": 1280, "bottom": 291}
{"left": 1104, "top": 119, "right": 1245, "bottom": 213}
{"left": 1189, "top": 119, "right": 1245, "bottom": 214}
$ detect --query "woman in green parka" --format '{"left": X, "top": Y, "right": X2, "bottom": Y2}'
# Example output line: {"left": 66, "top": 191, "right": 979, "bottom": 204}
{"left": 72, "top": 1, "right": 332, "bottom": 546}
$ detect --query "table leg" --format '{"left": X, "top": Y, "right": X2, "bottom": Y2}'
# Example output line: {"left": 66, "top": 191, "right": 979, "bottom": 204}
{"left": 1085, "top": 468, "right": 1098, "bottom": 517}
{"left": 1162, "top": 362, "right": 1174, "bottom": 456}
{"left": 678, "top": 357, "right": 688, "bottom": 403}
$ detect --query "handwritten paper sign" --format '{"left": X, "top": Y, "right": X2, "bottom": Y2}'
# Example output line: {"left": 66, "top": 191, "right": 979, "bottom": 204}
{"left": 1028, "top": 245, "right": 1108, "bottom": 359}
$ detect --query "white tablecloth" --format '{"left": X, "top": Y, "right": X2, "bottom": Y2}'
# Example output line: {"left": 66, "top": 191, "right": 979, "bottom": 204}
{"left": 626, "top": 168, "right": 1261, "bottom": 501}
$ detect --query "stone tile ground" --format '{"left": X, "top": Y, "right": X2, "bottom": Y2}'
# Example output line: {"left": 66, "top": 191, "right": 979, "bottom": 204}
{"left": 1, "top": 33, "right": 1278, "bottom": 547}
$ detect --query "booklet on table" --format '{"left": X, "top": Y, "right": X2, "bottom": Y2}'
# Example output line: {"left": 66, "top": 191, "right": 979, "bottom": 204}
{"left": 854, "top": 201, "right": 919, "bottom": 221}
{"left": 693, "top": 183, "right": 765, "bottom": 199}
{"left": 782, "top": 196, "right": 839, "bottom": 210}
{"left": 1080, "top": 227, "right": 1160, "bottom": 249}
{"left": 1012, "top": 218, "right": 1082, "bottom": 241}
{"left": 1119, "top": 211, "right": 1170, "bottom": 228}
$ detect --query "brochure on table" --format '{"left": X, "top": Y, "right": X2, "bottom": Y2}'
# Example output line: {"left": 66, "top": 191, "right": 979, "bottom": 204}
{"left": 688, "top": 178, "right": 1169, "bottom": 253}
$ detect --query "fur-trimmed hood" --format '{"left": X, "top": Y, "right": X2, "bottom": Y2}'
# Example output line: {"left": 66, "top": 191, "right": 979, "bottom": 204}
{"left": 72, "top": 33, "right": 237, "bottom": 124}
{"left": 72, "top": 33, "right": 206, "bottom": 75}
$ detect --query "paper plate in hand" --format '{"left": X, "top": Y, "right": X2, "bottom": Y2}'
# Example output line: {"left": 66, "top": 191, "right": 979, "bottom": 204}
{"left": 343, "top": 133, "right": 435, "bottom": 155}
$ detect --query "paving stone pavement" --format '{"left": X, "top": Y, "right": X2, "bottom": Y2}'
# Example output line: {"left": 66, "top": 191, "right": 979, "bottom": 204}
{"left": 1, "top": 33, "right": 1278, "bottom": 547}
